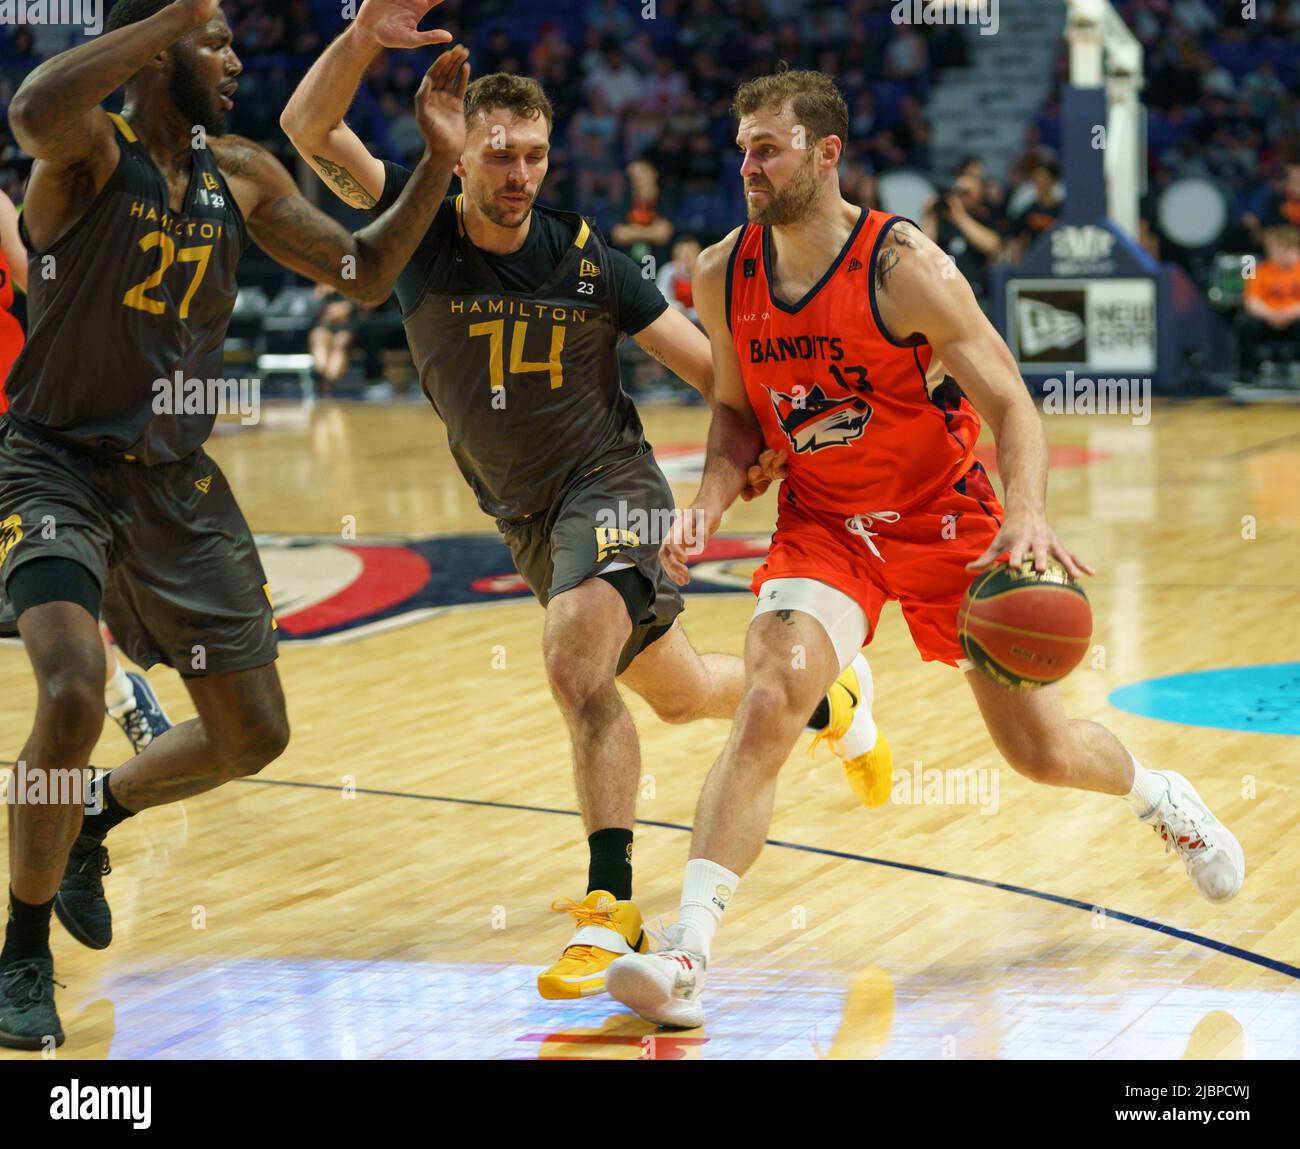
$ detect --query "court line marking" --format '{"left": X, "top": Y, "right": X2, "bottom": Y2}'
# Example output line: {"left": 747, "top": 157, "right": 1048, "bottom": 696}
{"left": 237, "top": 776, "right": 1300, "bottom": 983}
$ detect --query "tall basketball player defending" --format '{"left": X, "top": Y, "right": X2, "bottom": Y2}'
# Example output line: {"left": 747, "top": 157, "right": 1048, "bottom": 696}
{"left": 607, "top": 69, "right": 1246, "bottom": 1028}
{"left": 0, "top": 0, "right": 470, "bottom": 1048}
{"left": 282, "top": 3, "right": 889, "bottom": 1002}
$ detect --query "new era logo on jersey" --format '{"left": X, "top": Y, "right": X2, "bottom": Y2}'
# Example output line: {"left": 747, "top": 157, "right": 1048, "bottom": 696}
{"left": 579, "top": 259, "right": 600, "bottom": 278}
{"left": 743, "top": 258, "right": 757, "bottom": 278}
{"left": 770, "top": 385, "right": 872, "bottom": 453}
{"left": 197, "top": 171, "right": 225, "bottom": 209}
{"left": 847, "top": 257, "right": 863, "bottom": 273}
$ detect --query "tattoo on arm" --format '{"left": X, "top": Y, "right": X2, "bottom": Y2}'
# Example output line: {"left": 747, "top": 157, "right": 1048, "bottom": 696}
{"left": 253, "top": 194, "right": 356, "bottom": 276}
{"left": 312, "top": 154, "right": 378, "bottom": 210}
{"left": 874, "top": 247, "right": 901, "bottom": 292}
{"left": 874, "top": 221, "right": 921, "bottom": 292}
{"left": 642, "top": 342, "right": 670, "bottom": 368}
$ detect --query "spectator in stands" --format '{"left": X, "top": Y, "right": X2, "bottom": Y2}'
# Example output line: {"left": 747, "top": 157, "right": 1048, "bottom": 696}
{"left": 923, "top": 172, "right": 1004, "bottom": 303}
{"left": 309, "top": 285, "right": 360, "bottom": 400}
{"left": 611, "top": 160, "right": 674, "bottom": 252}
{"left": 1010, "top": 160, "right": 1064, "bottom": 260}
{"left": 569, "top": 88, "right": 624, "bottom": 206}
{"left": 656, "top": 235, "right": 701, "bottom": 324}
{"left": 885, "top": 25, "right": 928, "bottom": 83}
{"left": 585, "top": 45, "right": 644, "bottom": 118}
{"left": 1241, "top": 225, "right": 1300, "bottom": 372}
{"left": 1264, "top": 161, "right": 1300, "bottom": 231}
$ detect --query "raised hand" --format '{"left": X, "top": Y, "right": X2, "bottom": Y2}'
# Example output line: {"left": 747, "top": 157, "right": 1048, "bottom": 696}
{"left": 414, "top": 44, "right": 469, "bottom": 161}
{"left": 355, "top": 0, "right": 454, "bottom": 51}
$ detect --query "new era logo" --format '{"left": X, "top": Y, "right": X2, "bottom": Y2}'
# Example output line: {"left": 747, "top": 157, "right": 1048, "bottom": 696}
{"left": 743, "top": 258, "right": 756, "bottom": 278}
{"left": 579, "top": 258, "right": 600, "bottom": 278}
{"left": 195, "top": 475, "right": 213, "bottom": 494}
{"left": 847, "top": 258, "right": 862, "bottom": 273}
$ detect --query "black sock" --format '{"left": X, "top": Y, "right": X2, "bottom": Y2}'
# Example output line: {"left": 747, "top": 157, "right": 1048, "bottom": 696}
{"left": 1, "top": 889, "right": 54, "bottom": 963}
{"left": 807, "top": 697, "right": 831, "bottom": 731}
{"left": 81, "top": 772, "right": 135, "bottom": 841}
{"left": 587, "top": 828, "right": 634, "bottom": 902}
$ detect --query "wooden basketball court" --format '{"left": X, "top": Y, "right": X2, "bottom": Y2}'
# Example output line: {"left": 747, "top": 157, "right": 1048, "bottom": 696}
{"left": 2, "top": 399, "right": 1298, "bottom": 1060}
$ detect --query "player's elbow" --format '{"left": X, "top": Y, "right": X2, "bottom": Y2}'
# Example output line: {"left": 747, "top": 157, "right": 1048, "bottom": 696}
{"left": 338, "top": 277, "right": 392, "bottom": 308}
{"left": 8, "top": 85, "right": 52, "bottom": 154}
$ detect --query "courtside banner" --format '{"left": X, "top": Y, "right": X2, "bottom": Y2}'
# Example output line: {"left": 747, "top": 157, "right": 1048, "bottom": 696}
{"left": 1007, "top": 278, "right": 1157, "bottom": 374}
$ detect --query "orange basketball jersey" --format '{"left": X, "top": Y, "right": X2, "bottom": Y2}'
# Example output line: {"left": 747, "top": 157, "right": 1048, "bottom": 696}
{"left": 0, "top": 247, "right": 22, "bottom": 414}
{"left": 726, "top": 210, "right": 980, "bottom": 515}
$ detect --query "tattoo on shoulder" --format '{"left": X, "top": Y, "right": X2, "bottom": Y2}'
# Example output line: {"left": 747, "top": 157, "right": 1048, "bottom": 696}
{"left": 874, "top": 246, "right": 902, "bottom": 292}
{"left": 874, "top": 221, "right": 921, "bottom": 292}
{"left": 313, "top": 155, "right": 378, "bottom": 210}
{"left": 213, "top": 135, "right": 263, "bottom": 178}
{"left": 891, "top": 220, "right": 921, "bottom": 249}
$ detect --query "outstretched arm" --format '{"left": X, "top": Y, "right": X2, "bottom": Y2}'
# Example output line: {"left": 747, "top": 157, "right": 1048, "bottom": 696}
{"left": 873, "top": 219, "right": 1092, "bottom": 577}
{"left": 223, "top": 45, "right": 469, "bottom": 305}
{"left": 280, "top": 0, "right": 451, "bottom": 210}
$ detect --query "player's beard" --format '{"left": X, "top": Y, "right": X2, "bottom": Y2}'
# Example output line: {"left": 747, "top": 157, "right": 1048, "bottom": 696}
{"left": 170, "top": 49, "right": 227, "bottom": 136}
{"left": 476, "top": 184, "right": 534, "bottom": 228}
{"left": 747, "top": 152, "right": 820, "bottom": 226}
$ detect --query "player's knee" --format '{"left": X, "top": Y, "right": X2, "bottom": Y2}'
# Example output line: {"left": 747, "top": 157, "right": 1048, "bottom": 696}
{"left": 646, "top": 695, "right": 697, "bottom": 725}
{"left": 35, "top": 669, "right": 105, "bottom": 761}
{"left": 544, "top": 644, "right": 617, "bottom": 716}
{"left": 215, "top": 703, "right": 290, "bottom": 778}
{"left": 739, "top": 677, "right": 811, "bottom": 736}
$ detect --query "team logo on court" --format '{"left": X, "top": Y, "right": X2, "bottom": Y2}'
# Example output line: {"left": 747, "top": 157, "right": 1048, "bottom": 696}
{"left": 250, "top": 529, "right": 773, "bottom": 643}
{"left": 770, "top": 385, "right": 872, "bottom": 453}
{"left": 0, "top": 514, "right": 23, "bottom": 568}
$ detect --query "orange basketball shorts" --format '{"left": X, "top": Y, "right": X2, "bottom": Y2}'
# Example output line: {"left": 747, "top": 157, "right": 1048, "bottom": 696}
{"left": 751, "top": 462, "right": 1005, "bottom": 666}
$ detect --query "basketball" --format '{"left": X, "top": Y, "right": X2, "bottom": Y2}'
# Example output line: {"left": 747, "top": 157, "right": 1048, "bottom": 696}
{"left": 959, "top": 559, "right": 1093, "bottom": 689}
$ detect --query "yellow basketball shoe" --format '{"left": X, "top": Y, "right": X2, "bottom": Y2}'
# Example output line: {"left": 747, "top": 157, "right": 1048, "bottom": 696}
{"left": 537, "top": 890, "right": 649, "bottom": 1001}
{"left": 811, "top": 653, "right": 894, "bottom": 808}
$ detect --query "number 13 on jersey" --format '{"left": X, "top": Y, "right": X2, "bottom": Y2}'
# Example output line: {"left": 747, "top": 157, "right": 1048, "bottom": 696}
{"left": 468, "top": 319, "right": 566, "bottom": 391}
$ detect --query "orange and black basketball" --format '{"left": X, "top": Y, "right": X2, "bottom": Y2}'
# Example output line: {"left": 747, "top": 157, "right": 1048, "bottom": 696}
{"left": 959, "top": 559, "right": 1092, "bottom": 690}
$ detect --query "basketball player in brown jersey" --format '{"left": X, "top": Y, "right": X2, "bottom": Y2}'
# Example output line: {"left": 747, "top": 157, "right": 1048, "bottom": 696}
{"left": 282, "top": 0, "right": 887, "bottom": 1003}
{"left": 0, "top": 0, "right": 469, "bottom": 1048}
{"left": 0, "top": 187, "right": 178, "bottom": 757}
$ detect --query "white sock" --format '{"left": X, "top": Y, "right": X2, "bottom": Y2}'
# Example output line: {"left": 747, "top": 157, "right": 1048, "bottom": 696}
{"left": 105, "top": 664, "right": 135, "bottom": 715}
{"left": 839, "top": 656, "right": 878, "bottom": 758}
{"left": 1124, "top": 754, "right": 1168, "bottom": 818}
{"left": 676, "top": 858, "right": 740, "bottom": 958}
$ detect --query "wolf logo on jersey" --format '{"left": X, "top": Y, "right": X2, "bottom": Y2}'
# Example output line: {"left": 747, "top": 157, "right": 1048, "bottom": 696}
{"left": 770, "top": 384, "right": 872, "bottom": 453}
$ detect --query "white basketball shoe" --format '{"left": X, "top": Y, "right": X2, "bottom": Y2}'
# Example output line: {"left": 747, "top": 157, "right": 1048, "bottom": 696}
{"left": 605, "top": 933, "right": 707, "bottom": 1029}
{"left": 1141, "top": 771, "right": 1245, "bottom": 904}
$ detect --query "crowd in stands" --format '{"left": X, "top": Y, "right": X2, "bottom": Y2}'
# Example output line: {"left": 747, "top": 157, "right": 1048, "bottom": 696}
{"left": 2, "top": 0, "right": 1298, "bottom": 375}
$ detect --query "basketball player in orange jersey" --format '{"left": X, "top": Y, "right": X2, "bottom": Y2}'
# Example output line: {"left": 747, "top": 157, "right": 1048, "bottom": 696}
{"left": 0, "top": 189, "right": 24, "bottom": 411}
{"left": 606, "top": 69, "right": 1246, "bottom": 1028}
